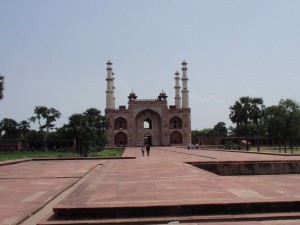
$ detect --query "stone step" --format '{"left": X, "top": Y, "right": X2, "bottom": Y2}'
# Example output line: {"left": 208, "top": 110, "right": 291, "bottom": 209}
{"left": 38, "top": 201, "right": 300, "bottom": 224}
{"left": 38, "top": 211, "right": 300, "bottom": 225}
{"left": 51, "top": 201, "right": 300, "bottom": 220}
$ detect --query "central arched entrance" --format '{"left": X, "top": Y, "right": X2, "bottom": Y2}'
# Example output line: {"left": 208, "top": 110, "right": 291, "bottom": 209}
{"left": 135, "top": 108, "right": 161, "bottom": 146}
{"left": 144, "top": 133, "right": 152, "bottom": 145}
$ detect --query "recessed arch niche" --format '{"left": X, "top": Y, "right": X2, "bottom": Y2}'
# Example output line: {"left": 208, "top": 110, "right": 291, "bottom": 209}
{"left": 170, "top": 116, "right": 182, "bottom": 129}
{"left": 114, "top": 117, "right": 127, "bottom": 130}
{"left": 170, "top": 131, "right": 183, "bottom": 144}
{"left": 114, "top": 131, "right": 127, "bottom": 146}
{"left": 135, "top": 109, "right": 161, "bottom": 146}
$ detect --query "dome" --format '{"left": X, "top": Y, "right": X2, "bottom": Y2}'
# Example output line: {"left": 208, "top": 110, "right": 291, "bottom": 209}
{"left": 158, "top": 89, "right": 168, "bottom": 100}
{"left": 160, "top": 89, "right": 166, "bottom": 96}
{"left": 128, "top": 90, "right": 137, "bottom": 100}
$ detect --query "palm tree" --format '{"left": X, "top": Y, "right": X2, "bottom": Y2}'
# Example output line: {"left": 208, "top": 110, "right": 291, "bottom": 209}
{"left": 229, "top": 100, "right": 243, "bottom": 150}
{"left": 239, "top": 97, "right": 252, "bottom": 150}
{"left": 18, "top": 120, "right": 31, "bottom": 140}
{"left": 230, "top": 97, "right": 253, "bottom": 150}
{"left": 250, "top": 97, "right": 265, "bottom": 151}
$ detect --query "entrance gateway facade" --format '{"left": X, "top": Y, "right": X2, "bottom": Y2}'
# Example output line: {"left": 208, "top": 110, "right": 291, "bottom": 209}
{"left": 105, "top": 60, "right": 191, "bottom": 147}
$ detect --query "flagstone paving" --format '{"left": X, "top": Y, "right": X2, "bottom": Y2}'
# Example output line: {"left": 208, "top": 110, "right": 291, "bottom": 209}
{"left": 1, "top": 147, "right": 300, "bottom": 224}
{"left": 0, "top": 160, "right": 104, "bottom": 225}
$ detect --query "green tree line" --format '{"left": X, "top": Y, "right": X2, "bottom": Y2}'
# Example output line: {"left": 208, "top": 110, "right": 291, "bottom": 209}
{"left": 193, "top": 97, "right": 300, "bottom": 153}
{"left": 1, "top": 74, "right": 299, "bottom": 155}
{"left": 0, "top": 105, "right": 108, "bottom": 157}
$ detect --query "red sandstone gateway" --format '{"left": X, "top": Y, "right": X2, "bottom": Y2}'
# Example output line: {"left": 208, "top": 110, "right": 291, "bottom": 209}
{"left": 105, "top": 60, "right": 192, "bottom": 147}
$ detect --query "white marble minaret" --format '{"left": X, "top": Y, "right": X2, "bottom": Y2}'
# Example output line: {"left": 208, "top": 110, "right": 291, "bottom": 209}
{"left": 106, "top": 60, "right": 115, "bottom": 109}
{"left": 174, "top": 71, "right": 181, "bottom": 108}
{"left": 112, "top": 72, "right": 116, "bottom": 108}
{"left": 181, "top": 60, "right": 189, "bottom": 108}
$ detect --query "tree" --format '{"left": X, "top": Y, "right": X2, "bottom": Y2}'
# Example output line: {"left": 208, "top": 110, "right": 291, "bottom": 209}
{"left": 191, "top": 130, "right": 201, "bottom": 140}
{"left": 229, "top": 100, "right": 243, "bottom": 150}
{"left": 264, "top": 105, "right": 285, "bottom": 152}
{"left": 62, "top": 108, "right": 108, "bottom": 156}
{"left": 230, "top": 96, "right": 265, "bottom": 151}
{"left": 278, "top": 99, "right": 300, "bottom": 153}
{"left": 212, "top": 122, "right": 227, "bottom": 136}
{"left": 18, "top": 120, "right": 31, "bottom": 140}
{"left": 250, "top": 97, "right": 265, "bottom": 151}
{"left": 192, "top": 128, "right": 214, "bottom": 138}
{"left": 0, "top": 75, "right": 4, "bottom": 100}
{"left": 29, "top": 106, "right": 61, "bottom": 151}
{"left": 0, "top": 118, "right": 19, "bottom": 139}
{"left": 227, "top": 125, "right": 236, "bottom": 136}
{"left": 264, "top": 99, "right": 300, "bottom": 153}
{"left": 239, "top": 97, "right": 252, "bottom": 149}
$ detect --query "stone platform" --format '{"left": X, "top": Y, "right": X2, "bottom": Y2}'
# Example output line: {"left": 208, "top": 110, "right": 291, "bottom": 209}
{"left": 1, "top": 147, "right": 300, "bottom": 224}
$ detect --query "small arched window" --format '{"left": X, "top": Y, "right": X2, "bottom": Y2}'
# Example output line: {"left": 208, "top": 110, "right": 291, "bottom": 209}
{"left": 144, "top": 119, "right": 152, "bottom": 129}
{"left": 170, "top": 116, "right": 182, "bottom": 129}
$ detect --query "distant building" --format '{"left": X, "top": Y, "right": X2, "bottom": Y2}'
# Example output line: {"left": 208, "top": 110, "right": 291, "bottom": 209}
{"left": 105, "top": 60, "right": 191, "bottom": 147}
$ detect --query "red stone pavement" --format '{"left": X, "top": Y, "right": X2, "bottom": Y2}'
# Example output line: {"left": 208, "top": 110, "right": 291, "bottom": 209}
{"left": 0, "top": 160, "right": 103, "bottom": 225}
{"left": 1, "top": 147, "right": 300, "bottom": 224}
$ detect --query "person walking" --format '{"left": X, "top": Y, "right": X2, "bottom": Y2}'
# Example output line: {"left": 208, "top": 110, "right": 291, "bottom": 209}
{"left": 146, "top": 144, "right": 151, "bottom": 156}
{"left": 141, "top": 145, "right": 145, "bottom": 156}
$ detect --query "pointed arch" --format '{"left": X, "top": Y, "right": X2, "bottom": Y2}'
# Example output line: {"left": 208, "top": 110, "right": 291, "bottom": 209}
{"left": 144, "top": 119, "right": 152, "bottom": 129}
{"left": 169, "top": 116, "right": 182, "bottom": 129}
{"left": 114, "top": 131, "right": 127, "bottom": 146}
{"left": 170, "top": 131, "right": 183, "bottom": 144}
{"left": 144, "top": 133, "right": 152, "bottom": 145}
{"left": 135, "top": 108, "right": 162, "bottom": 146}
{"left": 114, "top": 117, "right": 127, "bottom": 130}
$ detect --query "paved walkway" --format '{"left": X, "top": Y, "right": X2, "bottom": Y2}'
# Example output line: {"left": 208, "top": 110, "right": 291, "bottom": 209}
{"left": 0, "top": 159, "right": 105, "bottom": 225}
{"left": 1, "top": 147, "right": 300, "bottom": 224}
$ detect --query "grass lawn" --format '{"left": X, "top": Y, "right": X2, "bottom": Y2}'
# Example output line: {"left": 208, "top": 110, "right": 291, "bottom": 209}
{"left": 0, "top": 148, "right": 124, "bottom": 161}
{"left": 89, "top": 149, "right": 124, "bottom": 157}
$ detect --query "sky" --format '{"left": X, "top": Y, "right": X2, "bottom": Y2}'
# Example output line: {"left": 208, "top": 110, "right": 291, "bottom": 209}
{"left": 1, "top": 0, "right": 300, "bottom": 130}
